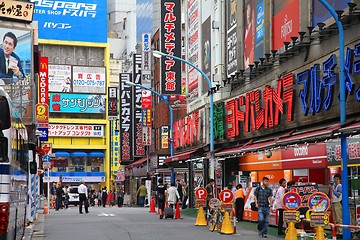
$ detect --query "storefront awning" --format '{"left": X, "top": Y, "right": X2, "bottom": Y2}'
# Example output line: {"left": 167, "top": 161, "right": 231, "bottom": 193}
{"left": 215, "top": 140, "right": 253, "bottom": 157}
{"left": 130, "top": 157, "right": 148, "bottom": 168}
{"left": 88, "top": 152, "right": 105, "bottom": 157}
{"left": 164, "top": 150, "right": 199, "bottom": 163}
{"left": 55, "top": 151, "right": 70, "bottom": 157}
{"left": 240, "top": 140, "right": 277, "bottom": 152}
{"left": 71, "top": 152, "right": 88, "bottom": 157}
{"left": 276, "top": 124, "right": 339, "bottom": 145}
{"left": 339, "top": 121, "right": 360, "bottom": 135}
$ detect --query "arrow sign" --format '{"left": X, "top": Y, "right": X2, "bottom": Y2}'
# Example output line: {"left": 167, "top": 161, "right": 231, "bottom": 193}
{"left": 42, "top": 154, "right": 51, "bottom": 162}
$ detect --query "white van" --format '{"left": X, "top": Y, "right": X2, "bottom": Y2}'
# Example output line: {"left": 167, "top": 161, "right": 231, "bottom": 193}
{"left": 68, "top": 186, "right": 79, "bottom": 206}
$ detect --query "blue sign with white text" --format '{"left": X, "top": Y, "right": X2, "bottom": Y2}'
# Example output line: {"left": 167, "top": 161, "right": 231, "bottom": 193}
{"left": 32, "top": 0, "right": 107, "bottom": 43}
{"left": 38, "top": 128, "right": 49, "bottom": 141}
{"left": 49, "top": 93, "right": 105, "bottom": 114}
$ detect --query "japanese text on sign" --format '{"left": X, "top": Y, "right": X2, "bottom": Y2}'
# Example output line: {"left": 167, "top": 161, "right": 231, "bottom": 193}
{"left": 0, "top": 0, "right": 34, "bottom": 22}
{"left": 161, "top": 0, "right": 182, "bottom": 94}
{"left": 49, "top": 93, "right": 105, "bottom": 113}
{"left": 49, "top": 124, "right": 104, "bottom": 137}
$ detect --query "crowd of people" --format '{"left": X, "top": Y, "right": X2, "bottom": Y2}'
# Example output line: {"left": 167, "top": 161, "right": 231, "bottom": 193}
{"left": 50, "top": 181, "right": 125, "bottom": 214}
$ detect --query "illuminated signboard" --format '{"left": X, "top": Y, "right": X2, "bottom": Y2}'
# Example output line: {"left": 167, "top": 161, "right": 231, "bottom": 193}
{"left": 49, "top": 93, "right": 105, "bottom": 114}
{"left": 49, "top": 124, "right": 104, "bottom": 137}
{"left": 225, "top": 73, "right": 294, "bottom": 138}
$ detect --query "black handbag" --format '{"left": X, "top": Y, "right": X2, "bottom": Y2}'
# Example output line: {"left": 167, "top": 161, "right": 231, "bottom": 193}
{"left": 250, "top": 202, "right": 258, "bottom": 211}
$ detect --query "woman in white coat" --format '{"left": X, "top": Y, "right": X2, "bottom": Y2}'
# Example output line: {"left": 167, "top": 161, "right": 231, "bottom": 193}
{"left": 166, "top": 182, "right": 180, "bottom": 209}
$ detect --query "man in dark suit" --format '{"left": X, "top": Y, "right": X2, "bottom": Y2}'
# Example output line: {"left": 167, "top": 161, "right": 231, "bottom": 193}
{"left": 0, "top": 32, "right": 25, "bottom": 84}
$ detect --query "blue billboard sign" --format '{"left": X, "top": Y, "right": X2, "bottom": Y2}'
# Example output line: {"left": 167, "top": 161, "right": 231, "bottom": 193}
{"left": 32, "top": 0, "right": 107, "bottom": 43}
{"left": 49, "top": 93, "right": 105, "bottom": 114}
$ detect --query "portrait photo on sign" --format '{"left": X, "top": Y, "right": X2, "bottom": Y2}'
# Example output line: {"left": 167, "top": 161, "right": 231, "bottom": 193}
{"left": 0, "top": 27, "right": 32, "bottom": 85}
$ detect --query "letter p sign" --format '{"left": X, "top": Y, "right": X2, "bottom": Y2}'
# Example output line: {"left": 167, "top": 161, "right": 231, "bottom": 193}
{"left": 219, "top": 189, "right": 234, "bottom": 203}
{"left": 195, "top": 187, "right": 207, "bottom": 200}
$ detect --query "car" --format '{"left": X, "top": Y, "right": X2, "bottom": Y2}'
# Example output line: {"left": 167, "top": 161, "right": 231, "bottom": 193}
{"left": 68, "top": 186, "right": 80, "bottom": 206}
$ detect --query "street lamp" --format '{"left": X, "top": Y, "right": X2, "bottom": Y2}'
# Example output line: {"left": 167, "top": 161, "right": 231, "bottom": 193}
{"left": 122, "top": 80, "right": 174, "bottom": 156}
{"left": 153, "top": 50, "right": 215, "bottom": 182}
{"left": 319, "top": 1, "right": 350, "bottom": 239}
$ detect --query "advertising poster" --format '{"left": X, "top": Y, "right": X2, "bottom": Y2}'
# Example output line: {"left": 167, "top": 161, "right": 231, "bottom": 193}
{"left": 111, "top": 120, "right": 119, "bottom": 174}
{"left": 32, "top": 0, "right": 107, "bottom": 43}
{"left": 187, "top": 0, "right": 199, "bottom": 101}
{"left": 161, "top": 0, "right": 182, "bottom": 94}
{"left": 244, "top": 0, "right": 255, "bottom": 69}
{"left": 254, "top": 0, "right": 264, "bottom": 62}
{"left": 48, "top": 64, "right": 72, "bottom": 92}
{"left": 272, "top": 0, "right": 300, "bottom": 51}
{"left": 201, "top": 16, "right": 211, "bottom": 95}
{"left": 226, "top": 0, "right": 238, "bottom": 76}
{"left": 49, "top": 93, "right": 105, "bottom": 114}
{"left": 132, "top": 54, "right": 145, "bottom": 156}
{"left": 72, "top": 66, "right": 106, "bottom": 94}
{"left": 312, "top": 0, "right": 348, "bottom": 26}
{"left": 0, "top": 27, "right": 31, "bottom": 84}
{"left": 119, "top": 73, "right": 134, "bottom": 165}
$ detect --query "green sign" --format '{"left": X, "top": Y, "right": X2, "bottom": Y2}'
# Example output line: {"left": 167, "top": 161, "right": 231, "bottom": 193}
{"left": 214, "top": 102, "right": 225, "bottom": 141}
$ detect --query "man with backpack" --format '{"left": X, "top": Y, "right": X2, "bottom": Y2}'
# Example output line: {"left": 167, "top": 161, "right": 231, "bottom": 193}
{"left": 254, "top": 177, "right": 273, "bottom": 238}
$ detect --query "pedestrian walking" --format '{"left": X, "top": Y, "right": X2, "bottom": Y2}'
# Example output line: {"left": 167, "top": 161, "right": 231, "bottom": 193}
{"left": 176, "top": 179, "right": 183, "bottom": 202}
{"left": 156, "top": 178, "right": 166, "bottom": 219}
{"left": 78, "top": 181, "right": 89, "bottom": 214}
{"left": 235, "top": 184, "right": 245, "bottom": 221}
{"left": 50, "top": 181, "right": 57, "bottom": 209}
{"left": 137, "top": 182, "right": 147, "bottom": 207}
{"left": 102, "top": 187, "right": 108, "bottom": 208}
{"left": 274, "top": 178, "right": 286, "bottom": 235}
{"left": 182, "top": 182, "right": 189, "bottom": 209}
{"left": 166, "top": 182, "right": 180, "bottom": 209}
{"left": 64, "top": 186, "right": 69, "bottom": 209}
{"left": 55, "top": 182, "right": 63, "bottom": 211}
{"left": 107, "top": 190, "right": 115, "bottom": 207}
{"left": 97, "top": 190, "right": 101, "bottom": 207}
{"left": 117, "top": 186, "right": 124, "bottom": 207}
{"left": 205, "top": 179, "right": 215, "bottom": 211}
{"left": 254, "top": 176, "right": 273, "bottom": 238}
{"left": 331, "top": 173, "right": 342, "bottom": 235}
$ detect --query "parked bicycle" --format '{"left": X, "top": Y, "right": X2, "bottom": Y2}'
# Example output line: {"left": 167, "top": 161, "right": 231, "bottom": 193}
{"left": 208, "top": 198, "right": 223, "bottom": 232}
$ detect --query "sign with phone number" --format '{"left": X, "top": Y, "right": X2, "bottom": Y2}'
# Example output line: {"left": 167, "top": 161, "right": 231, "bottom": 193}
{"left": 310, "top": 213, "right": 329, "bottom": 227}
{"left": 72, "top": 66, "right": 106, "bottom": 94}
{"left": 284, "top": 211, "right": 300, "bottom": 223}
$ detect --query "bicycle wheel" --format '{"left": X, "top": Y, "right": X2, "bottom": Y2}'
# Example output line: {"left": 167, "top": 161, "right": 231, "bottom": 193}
{"left": 216, "top": 211, "right": 222, "bottom": 232}
{"left": 210, "top": 214, "right": 217, "bottom": 232}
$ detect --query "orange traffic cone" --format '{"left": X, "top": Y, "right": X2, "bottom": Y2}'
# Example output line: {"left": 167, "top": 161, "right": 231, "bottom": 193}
{"left": 43, "top": 202, "right": 49, "bottom": 214}
{"left": 149, "top": 197, "right": 156, "bottom": 213}
{"left": 175, "top": 202, "right": 182, "bottom": 219}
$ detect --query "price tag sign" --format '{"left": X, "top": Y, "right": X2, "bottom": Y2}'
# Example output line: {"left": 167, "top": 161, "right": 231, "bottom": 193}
{"left": 308, "top": 192, "right": 330, "bottom": 213}
{"left": 196, "top": 199, "right": 207, "bottom": 207}
{"left": 283, "top": 211, "right": 301, "bottom": 223}
{"left": 310, "top": 213, "right": 329, "bottom": 227}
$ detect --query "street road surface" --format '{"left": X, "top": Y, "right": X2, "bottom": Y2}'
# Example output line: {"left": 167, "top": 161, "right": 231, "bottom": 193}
{"left": 39, "top": 206, "right": 283, "bottom": 240}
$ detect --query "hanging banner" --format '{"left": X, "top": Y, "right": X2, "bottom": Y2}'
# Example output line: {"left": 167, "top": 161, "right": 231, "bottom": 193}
{"left": 119, "top": 73, "right": 134, "bottom": 164}
{"left": 111, "top": 120, "right": 119, "bottom": 174}
{"left": 108, "top": 86, "right": 118, "bottom": 120}
{"left": 133, "top": 54, "right": 145, "bottom": 156}
{"left": 226, "top": 0, "right": 239, "bottom": 76}
{"left": 39, "top": 57, "right": 49, "bottom": 105}
{"left": 161, "top": 0, "right": 182, "bottom": 94}
{"left": 141, "top": 33, "right": 152, "bottom": 88}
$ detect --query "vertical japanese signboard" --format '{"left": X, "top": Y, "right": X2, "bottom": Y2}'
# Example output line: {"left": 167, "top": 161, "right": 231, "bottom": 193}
{"left": 111, "top": 120, "right": 119, "bottom": 173}
{"left": 187, "top": 0, "right": 199, "bottom": 101}
{"left": 161, "top": 126, "right": 169, "bottom": 149}
{"left": 133, "top": 54, "right": 145, "bottom": 156}
{"left": 161, "top": 0, "right": 182, "bottom": 94}
{"left": 141, "top": 33, "right": 153, "bottom": 130}
{"left": 119, "top": 73, "right": 133, "bottom": 164}
{"left": 214, "top": 102, "right": 225, "bottom": 141}
{"left": 201, "top": 16, "right": 211, "bottom": 95}
{"left": 108, "top": 87, "right": 118, "bottom": 120}
{"left": 226, "top": 0, "right": 239, "bottom": 76}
